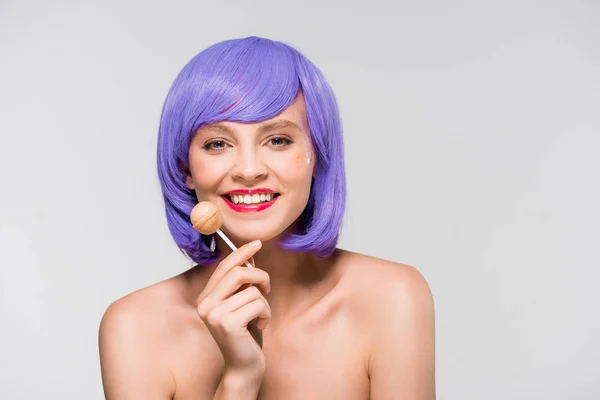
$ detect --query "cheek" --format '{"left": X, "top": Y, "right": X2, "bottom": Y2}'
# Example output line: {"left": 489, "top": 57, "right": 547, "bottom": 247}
{"left": 278, "top": 135, "right": 315, "bottom": 173}
{"left": 295, "top": 152, "right": 312, "bottom": 166}
{"left": 269, "top": 150, "right": 314, "bottom": 182}
{"left": 191, "top": 155, "right": 232, "bottom": 189}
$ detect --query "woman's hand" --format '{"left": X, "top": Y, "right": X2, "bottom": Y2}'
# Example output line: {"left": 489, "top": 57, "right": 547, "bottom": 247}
{"left": 195, "top": 240, "right": 271, "bottom": 383}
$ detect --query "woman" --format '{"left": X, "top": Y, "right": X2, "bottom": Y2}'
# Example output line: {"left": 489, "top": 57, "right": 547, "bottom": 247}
{"left": 99, "top": 36, "right": 435, "bottom": 399}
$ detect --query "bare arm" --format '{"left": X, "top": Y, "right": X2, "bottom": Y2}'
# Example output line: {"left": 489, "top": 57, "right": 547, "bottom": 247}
{"left": 99, "top": 300, "right": 175, "bottom": 400}
{"left": 368, "top": 265, "right": 436, "bottom": 400}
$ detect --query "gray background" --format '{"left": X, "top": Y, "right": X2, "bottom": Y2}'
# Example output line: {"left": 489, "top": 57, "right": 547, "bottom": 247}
{"left": 1, "top": 0, "right": 599, "bottom": 399}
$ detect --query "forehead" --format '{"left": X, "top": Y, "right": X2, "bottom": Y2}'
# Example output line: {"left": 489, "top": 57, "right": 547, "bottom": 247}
{"left": 275, "top": 91, "right": 306, "bottom": 121}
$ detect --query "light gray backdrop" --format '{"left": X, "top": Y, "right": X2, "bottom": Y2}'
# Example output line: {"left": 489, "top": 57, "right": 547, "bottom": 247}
{"left": 1, "top": 0, "right": 598, "bottom": 399}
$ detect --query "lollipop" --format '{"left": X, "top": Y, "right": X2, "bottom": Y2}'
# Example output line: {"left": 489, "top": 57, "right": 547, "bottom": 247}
{"left": 190, "top": 201, "right": 254, "bottom": 268}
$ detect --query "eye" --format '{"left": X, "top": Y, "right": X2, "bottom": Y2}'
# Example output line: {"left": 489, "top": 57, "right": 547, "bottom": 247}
{"left": 203, "top": 140, "right": 228, "bottom": 153}
{"left": 268, "top": 136, "right": 294, "bottom": 148}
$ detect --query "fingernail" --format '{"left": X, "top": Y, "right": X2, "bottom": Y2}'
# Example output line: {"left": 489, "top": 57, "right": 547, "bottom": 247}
{"left": 250, "top": 240, "right": 261, "bottom": 249}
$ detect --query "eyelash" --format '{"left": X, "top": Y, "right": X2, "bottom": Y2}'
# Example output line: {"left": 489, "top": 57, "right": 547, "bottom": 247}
{"left": 202, "top": 136, "right": 294, "bottom": 153}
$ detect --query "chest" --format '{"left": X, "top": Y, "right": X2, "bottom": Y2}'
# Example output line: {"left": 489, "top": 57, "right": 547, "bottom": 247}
{"left": 172, "top": 309, "right": 370, "bottom": 400}
{"left": 258, "top": 317, "right": 370, "bottom": 400}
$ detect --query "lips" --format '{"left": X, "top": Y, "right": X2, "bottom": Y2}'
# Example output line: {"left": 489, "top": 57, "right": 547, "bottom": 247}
{"left": 221, "top": 188, "right": 280, "bottom": 213}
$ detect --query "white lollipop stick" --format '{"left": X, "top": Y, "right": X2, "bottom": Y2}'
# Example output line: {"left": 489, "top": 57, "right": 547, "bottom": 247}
{"left": 215, "top": 229, "right": 254, "bottom": 268}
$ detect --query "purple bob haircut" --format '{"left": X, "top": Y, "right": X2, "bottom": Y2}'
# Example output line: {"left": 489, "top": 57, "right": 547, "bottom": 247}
{"left": 156, "top": 36, "right": 346, "bottom": 266}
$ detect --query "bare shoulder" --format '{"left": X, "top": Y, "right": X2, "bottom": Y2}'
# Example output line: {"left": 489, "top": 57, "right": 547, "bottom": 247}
{"left": 98, "top": 277, "right": 187, "bottom": 399}
{"left": 100, "top": 276, "right": 186, "bottom": 341}
{"left": 335, "top": 249, "right": 434, "bottom": 305}
{"left": 334, "top": 249, "right": 436, "bottom": 398}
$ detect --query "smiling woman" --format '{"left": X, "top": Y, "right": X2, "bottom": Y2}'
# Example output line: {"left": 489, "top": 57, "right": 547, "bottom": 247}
{"left": 98, "top": 36, "right": 436, "bottom": 400}
{"left": 157, "top": 38, "right": 344, "bottom": 266}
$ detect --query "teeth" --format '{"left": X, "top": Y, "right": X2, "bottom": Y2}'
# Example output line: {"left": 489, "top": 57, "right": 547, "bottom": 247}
{"left": 228, "top": 193, "right": 277, "bottom": 205}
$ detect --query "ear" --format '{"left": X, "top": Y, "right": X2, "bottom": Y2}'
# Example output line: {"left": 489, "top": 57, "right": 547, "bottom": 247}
{"left": 185, "top": 174, "right": 195, "bottom": 190}
{"left": 182, "top": 163, "right": 195, "bottom": 190}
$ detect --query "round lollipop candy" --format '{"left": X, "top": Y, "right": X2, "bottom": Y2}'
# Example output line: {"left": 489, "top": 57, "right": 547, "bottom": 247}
{"left": 190, "top": 201, "right": 223, "bottom": 235}
{"left": 190, "top": 201, "right": 254, "bottom": 268}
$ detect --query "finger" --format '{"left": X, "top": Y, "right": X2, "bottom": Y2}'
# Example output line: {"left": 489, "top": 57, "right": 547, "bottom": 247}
{"left": 208, "top": 266, "right": 271, "bottom": 302}
{"left": 203, "top": 240, "right": 262, "bottom": 294}
{"left": 204, "top": 286, "right": 269, "bottom": 325}
{"left": 221, "top": 286, "right": 271, "bottom": 316}
{"left": 196, "top": 268, "right": 270, "bottom": 319}
{"left": 224, "top": 299, "right": 271, "bottom": 333}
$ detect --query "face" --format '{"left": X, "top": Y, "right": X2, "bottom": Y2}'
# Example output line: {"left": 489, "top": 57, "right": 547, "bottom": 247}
{"left": 185, "top": 93, "right": 316, "bottom": 244}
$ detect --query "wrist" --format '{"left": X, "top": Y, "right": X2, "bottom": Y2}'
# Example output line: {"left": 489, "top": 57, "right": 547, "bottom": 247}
{"left": 218, "top": 369, "right": 263, "bottom": 397}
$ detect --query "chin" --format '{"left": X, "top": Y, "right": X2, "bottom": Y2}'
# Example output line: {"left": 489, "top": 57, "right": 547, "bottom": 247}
{"left": 221, "top": 221, "right": 288, "bottom": 245}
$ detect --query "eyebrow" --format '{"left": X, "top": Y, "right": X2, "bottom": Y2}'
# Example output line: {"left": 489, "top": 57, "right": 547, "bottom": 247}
{"left": 201, "top": 119, "right": 303, "bottom": 135}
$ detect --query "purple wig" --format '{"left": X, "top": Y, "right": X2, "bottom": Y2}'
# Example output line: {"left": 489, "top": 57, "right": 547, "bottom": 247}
{"left": 156, "top": 36, "right": 346, "bottom": 266}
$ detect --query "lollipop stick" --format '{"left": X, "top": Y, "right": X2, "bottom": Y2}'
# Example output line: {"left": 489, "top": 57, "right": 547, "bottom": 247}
{"left": 215, "top": 229, "right": 254, "bottom": 268}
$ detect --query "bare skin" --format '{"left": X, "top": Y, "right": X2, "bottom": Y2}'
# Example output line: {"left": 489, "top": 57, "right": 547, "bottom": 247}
{"left": 99, "top": 92, "right": 435, "bottom": 399}
{"left": 99, "top": 247, "right": 435, "bottom": 399}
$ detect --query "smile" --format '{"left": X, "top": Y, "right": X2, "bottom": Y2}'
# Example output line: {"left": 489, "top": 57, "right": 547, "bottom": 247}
{"left": 221, "top": 189, "right": 281, "bottom": 213}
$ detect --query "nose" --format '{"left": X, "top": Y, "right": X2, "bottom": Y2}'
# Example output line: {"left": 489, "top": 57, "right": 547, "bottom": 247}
{"left": 230, "top": 147, "right": 268, "bottom": 182}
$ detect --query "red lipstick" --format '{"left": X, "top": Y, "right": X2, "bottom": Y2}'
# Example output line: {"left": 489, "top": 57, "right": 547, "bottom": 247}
{"left": 221, "top": 188, "right": 280, "bottom": 213}
{"left": 223, "top": 188, "right": 277, "bottom": 195}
